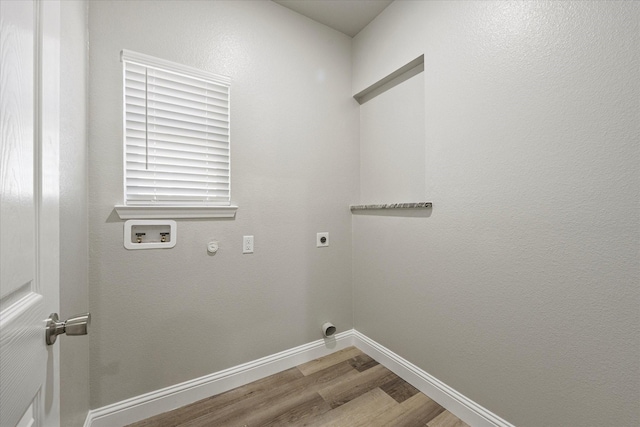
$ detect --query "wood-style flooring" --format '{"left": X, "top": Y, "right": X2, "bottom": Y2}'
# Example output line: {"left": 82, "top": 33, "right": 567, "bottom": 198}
{"left": 126, "top": 347, "right": 469, "bottom": 427}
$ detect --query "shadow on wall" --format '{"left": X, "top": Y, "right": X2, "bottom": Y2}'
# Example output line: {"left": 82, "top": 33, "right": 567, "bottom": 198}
{"left": 350, "top": 208, "right": 432, "bottom": 218}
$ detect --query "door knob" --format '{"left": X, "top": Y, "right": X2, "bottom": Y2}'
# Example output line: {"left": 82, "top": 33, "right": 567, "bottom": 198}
{"left": 45, "top": 312, "right": 91, "bottom": 345}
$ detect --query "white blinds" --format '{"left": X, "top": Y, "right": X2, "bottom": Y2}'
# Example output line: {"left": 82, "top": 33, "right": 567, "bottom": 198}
{"left": 122, "top": 50, "right": 231, "bottom": 206}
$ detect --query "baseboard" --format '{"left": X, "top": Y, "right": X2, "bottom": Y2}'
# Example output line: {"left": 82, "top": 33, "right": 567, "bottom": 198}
{"left": 85, "top": 329, "right": 513, "bottom": 427}
{"left": 351, "top": 330, "right": 514, "bottom": 427}
{"left": 84, "top": 331, "right": 354, "bottom": 427}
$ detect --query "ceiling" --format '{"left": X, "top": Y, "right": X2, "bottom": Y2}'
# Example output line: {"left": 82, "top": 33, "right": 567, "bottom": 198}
{"left": 272, "top": 0, "right": 394, "bottom": 38}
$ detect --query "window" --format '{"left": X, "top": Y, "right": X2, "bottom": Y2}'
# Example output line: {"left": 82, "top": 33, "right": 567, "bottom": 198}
{"left": 119, "top": 50, "right": 234, "bottom": 218}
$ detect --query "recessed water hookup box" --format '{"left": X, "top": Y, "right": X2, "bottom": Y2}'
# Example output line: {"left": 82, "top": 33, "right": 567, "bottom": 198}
{"left": 124, "top": 220, "right": 177, "bottom": 250}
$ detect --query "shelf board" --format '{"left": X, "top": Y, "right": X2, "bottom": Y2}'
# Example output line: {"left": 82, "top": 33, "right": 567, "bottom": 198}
{"left": 350, "top": 202, "right": 432, "bottom": 211}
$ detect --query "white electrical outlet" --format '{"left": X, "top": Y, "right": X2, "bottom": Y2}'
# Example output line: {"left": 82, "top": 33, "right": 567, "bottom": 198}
{"left": 317, "top": 232, "right": 329, "bottom": 247}
{"left": 243, "top": 235, "right": 254, "bottom": 254}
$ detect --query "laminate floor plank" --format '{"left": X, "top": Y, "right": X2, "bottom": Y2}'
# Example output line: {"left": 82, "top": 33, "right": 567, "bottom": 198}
{"left": 297, "top": 347, "right": 364, "bottom": 376}
{"left": 318, "top": 363, "right": 398, "bottom": 409}
{"left": 370, "top": 392, "right": 446, "bottom": 426}
{"left": 182, "top": 389, "right": 325, "bottom": 427}
{"left": 379, "top": 375, "right": 421, "bottom": 403}
{"left": 260, "top": 392, "right": 331, "bottom": 426}
{"left": 125, "top": 367, "right": 304, "bottom": 427}
{"left": 306, "top": 387, "right": 398, "bottom": 427}
{"left": 347, "top": 354, "right": 379, "bottom": 372}
{"left": 427, "top": 410, "right": 471, "bottom": 427}
{"left": 127, "top": 347, "right": 468, "bottom": 427}
{"left": 179, "top": 361, "right": 359, "bottom": 426}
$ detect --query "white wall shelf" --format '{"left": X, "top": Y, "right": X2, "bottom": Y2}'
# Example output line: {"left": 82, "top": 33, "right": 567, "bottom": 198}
{"left": 353, "top": 55, "right": 424, "bottom": 105}
{"left": 350, "top": 202, "right": 432, "bottom": 211}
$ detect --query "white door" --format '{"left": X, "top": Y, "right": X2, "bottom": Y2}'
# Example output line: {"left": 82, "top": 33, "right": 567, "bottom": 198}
{"left": 0, "top": 1, "right": 61, "bottom": 426}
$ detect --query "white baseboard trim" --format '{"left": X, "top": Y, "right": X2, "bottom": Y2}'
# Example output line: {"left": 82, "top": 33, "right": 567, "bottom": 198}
{"left": 351, "top": 330, "right": 514, "bottom": 427}
{"left": 84, "top": 331, "right": 354, "bottom": 427}
{"left": 85, "top": 329, "right": 513, "bottom": 427}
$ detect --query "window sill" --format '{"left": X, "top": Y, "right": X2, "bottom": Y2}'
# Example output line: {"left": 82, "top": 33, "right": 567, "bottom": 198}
{"left": 114, "top": 205, "right": 238, "bottom": 219}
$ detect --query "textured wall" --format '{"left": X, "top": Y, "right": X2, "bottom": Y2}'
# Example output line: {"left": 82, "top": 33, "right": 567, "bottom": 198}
{"left": 59, "top": 1, "right": 89, "bottom": 426}
{"left": 88, "top": 0, "right": 358, "bottom": 408}
{"left": 359, "top": 72, "right": 425, "bottom": 203}
{"left": 353, "top": 2, "right": 639, "bottom": 426}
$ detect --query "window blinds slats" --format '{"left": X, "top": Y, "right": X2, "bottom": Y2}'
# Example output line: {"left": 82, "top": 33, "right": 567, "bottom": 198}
{"left": 132, "top": 73, "right": 228, "bottom": 102}
{"left": 148, "top": 75, "right": 229, "bottom": 102}
{"left": 126, "top": 121, "right": 228, "bottom": 144}
{"left": 126, "top": 167, "right": 229, "bottom": 182}
{"left": 126, "top": 62, "right": 146, "bottom": 74}
{"left": 125, "top": 78, "right": 145, "bottom": 91}
{"left": 126, "top": 92, "right": 229, "bottom": 121}
{"left": 127, "top": 179, "right": 229, "bottom": 191}
{"left": 127, "top": 90, "right": 229, "bottom": 115}
{"left": 150, "top": 68, "right": 228, "bottom": 94}
{"left": 126, "top": 195, "right": 228, "bottom": 205}
{"left": 148, "top": 114, "right": 229, "bottom": 136}
{"left": 123, "top": 53, "right": 231, "bottom": 206}
{"left": 148, "top": 86, "right": 229, "bottom": 109}
{"left": 127, "top": 98, "right": 229, "bottom": 123}
{"left": 126, "top": 135, "right": 229, "bottom": 157}
{"left": 127, "top": 169, "right": 229, "bottom": 182}
{"left": 126, "top": 154, "right": 229, "bottom": 171}
{"left": 127, "top": 66, "right": 229, "bottom": 99}
{"left": 126, "top": 153, "right": 229, "bottom": 174}
{"left": 149, "top": 109, "right": 228, "bottom": 131}
{"left": 124, "top": 65, "right": 229, "bottom": 103}
{"left": 127, "top": 163, "right": 227, "bottom": 176}
{"left": 125, "top": 105, "right": 229, "bottom": 135}
{"left": 126, "top": 154, "right": 229, "bottom": 170}
{"left": 126, "top": 128, "right": 229, "bottom": 151}
{"left": 126, "top": 113, "right": 228, "bottom": 137}
{"left": 126, "top": 189, "right": 229, "bottom": 198}
{"left": 130, "top": 191, "right": 230, "bottom": 199}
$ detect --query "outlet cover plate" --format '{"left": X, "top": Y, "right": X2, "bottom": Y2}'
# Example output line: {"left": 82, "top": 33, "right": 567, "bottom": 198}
{"left": 243, "top": 235, "right": 254, "bottom": 254}
{"left": 317, "top": 232, "right": 329, "bottom": 247}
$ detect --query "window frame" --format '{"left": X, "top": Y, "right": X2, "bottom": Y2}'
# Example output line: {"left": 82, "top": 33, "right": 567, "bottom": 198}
{"left": 115, "top": 50, "right": 237, "bottom": 219}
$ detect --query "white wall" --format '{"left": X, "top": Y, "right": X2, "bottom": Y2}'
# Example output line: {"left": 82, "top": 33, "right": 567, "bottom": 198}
{"left": 88, "top": 0, "right": 358, "bottom": 408}
{"left": 359, "top": 72, "right": 425, "bottom": 203}
{"left": 84, "top": 2, "right": 639, "bottom": 424}
{"left": 59, "top": 1, "right": 89, "bottom": 426}
{"left": 353, "top": 1, "right": 639, "bottom": 426}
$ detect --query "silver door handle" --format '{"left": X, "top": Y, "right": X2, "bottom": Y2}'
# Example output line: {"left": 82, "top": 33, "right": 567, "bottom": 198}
{"left": 45, "top": 312, "right": 91, "bottom": 345}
